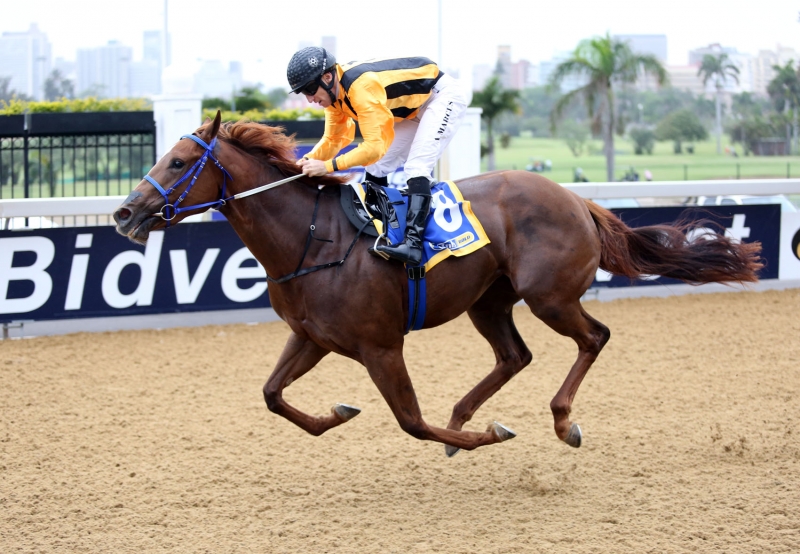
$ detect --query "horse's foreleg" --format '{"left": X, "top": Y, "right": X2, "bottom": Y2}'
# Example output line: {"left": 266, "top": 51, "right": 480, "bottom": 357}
{"left": 534, "top": 301, "right": 610, "bottom": 448}
{"left": 263, "top": 332, "right": 356, "bottom": 436}
{"left": 362, "top": 346, "right": 515, "bottom": 453}
{"left": 444, "top": 284, "right": 531, "bottom": 456}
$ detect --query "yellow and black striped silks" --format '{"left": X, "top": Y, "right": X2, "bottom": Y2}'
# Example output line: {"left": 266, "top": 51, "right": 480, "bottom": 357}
{"left": 305, "top": 57, "right": 443, "bottom": 173}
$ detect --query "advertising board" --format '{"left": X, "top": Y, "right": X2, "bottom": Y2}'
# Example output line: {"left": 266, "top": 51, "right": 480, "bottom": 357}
{"left": 779, "top": 211, "right": 800, "bottom": 280}
{"left": 592, "top": 204, "right": 779, "bottom": 287}
{"left": 0, "top": 204, "right": 783, "bottom": 324}
{"left": 1, "top": 223, "right": 269, "bottom": 324}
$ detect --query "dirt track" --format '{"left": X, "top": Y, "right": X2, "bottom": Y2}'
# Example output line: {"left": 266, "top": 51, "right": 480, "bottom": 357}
{"left": 2, "top": 289, "right": 799, "bottom": 553}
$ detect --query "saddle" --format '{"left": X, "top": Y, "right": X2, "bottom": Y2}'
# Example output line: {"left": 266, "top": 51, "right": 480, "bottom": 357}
{"left": 339, "top": 181, "right": 405, "bottom": 238}
{"left": 339, "top": 178, "right": 492, "bottom": 333}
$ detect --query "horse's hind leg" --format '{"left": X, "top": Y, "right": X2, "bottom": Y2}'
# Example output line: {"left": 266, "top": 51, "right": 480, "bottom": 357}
{"left": 263, "top": 332, "right": 360, "bottom": 436}
{"left": 530, "top": 299, "right": 610, "bottom": 447}
{"left": 361, "top": 345, "right": 514, "bottom": 452}
{"left": 444, "top": 278, "right": 531, "bottom": 456}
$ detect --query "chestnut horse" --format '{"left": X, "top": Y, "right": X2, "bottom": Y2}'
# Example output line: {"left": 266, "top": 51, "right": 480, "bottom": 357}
{"left": 114, "top": 113, "right": 762, "bottom": 456}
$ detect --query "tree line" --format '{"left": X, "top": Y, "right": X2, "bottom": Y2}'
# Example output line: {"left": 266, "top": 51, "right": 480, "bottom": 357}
{"left": 471, "top": 34, "right": 800, "bottom": 180}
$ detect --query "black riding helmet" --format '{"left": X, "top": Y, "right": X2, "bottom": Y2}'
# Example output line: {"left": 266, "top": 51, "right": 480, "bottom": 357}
{"left": 287, "top": 47, "right": 337, "bottom": 104}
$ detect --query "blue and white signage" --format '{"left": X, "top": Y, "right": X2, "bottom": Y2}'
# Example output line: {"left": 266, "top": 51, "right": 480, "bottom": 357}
{"left": 0, "top": 223, "right": 270, "bottom": 323}
{"left": 0, "top": 204, "right": 785, "bottom": 324}
{"left": 592, "top": 205, "right": 780, "bottom": 287}
{"left": 779, "top": 211, "right": 800, "bottom": 280}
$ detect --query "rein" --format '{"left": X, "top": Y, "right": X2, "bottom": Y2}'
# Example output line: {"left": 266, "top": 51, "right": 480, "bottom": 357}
{"left": 267, "top": 188, "right": 373, "bottom": 284}
{"left": 144, "top": 133, "right": 369, "bottom": 284}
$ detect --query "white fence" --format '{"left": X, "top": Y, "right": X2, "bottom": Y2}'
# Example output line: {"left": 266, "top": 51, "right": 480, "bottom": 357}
{"left": 3, "top": 178, "right": 800, "bottom": 221}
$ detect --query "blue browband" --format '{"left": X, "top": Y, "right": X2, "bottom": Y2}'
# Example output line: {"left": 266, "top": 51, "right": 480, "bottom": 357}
{"left": 143, "top": 134, "right": 234, "bottom": 227}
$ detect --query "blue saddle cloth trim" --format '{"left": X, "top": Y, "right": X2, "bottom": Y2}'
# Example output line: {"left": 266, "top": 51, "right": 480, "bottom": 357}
{"left": 383, "top": 187, "right": 408, "bottom": 242}
{"left": 364, "top": 180, "right": 490, "bottom": 334}
{"left": 374, "top": 186, "right": 423, "bottom": 333}
{"left": 406, "top": 269, "right": 427, "bottom": 333}
{"left": 380, "top": 182, "right": 489, "bottom": 270}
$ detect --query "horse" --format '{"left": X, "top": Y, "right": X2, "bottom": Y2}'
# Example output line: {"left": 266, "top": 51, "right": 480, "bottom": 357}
{"left": 113, "top": 112, "right": 763, "bottom": 456}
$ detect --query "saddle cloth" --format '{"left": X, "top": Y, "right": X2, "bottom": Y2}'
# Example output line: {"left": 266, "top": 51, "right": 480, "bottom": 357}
{"left": 344, "top": 180, "right": 491, "bottom": 272}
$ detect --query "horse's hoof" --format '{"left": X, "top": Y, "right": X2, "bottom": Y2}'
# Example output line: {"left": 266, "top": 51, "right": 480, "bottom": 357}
{"left": 565, "top": 423, "right": 582, "bottom": 448}
{"left": 444, "top": 444, "right": 461, "bottom": 458}
{"left": 332, "top": 403, "right": 361, "bottom": 421}
{"left": 490, "top": 421, "right": 517, "bottom": 443}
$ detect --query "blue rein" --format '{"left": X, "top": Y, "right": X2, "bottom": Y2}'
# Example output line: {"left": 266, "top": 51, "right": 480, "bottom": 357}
{"left": 143, "top": 134, "right": 234, "bottom": 227}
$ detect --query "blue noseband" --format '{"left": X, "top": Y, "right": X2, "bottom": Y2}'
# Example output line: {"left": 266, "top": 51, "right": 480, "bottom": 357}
{"left": 143, "top": 134, "right": 234, "bottom": 227}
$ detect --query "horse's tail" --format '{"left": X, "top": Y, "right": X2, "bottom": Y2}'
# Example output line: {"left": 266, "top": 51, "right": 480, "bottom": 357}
{"left": 584, "top": 199, "right": 763, "bottom": 284}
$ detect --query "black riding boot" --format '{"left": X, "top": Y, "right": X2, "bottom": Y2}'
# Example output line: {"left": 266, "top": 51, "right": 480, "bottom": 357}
{"left": 376, "top": 177, "right": 432, "bottom": 265}
{"left": 364, "top": 172, "right": 388, "bottom": 187}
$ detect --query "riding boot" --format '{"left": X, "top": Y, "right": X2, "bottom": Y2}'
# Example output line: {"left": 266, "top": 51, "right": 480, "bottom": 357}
{"left": 375, "top": 176, "right": 432, "bottom": 265}
{"left": 364, "top": 172, "right": 388, "bottom": 187}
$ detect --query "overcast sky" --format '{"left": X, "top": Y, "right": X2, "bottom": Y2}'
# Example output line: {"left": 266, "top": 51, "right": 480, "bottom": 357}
{"left": 5, "top": 0, "right": 800, "bottom": 89}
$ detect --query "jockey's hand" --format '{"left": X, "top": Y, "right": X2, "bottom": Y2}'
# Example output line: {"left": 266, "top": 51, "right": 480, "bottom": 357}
{"left": 296, "top": 157, "right": 328, "bottom": 177}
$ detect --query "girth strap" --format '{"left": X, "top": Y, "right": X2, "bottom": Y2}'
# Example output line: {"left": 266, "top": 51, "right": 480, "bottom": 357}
{"left": 405, "top": 265, "right": 427, "bottom": 333}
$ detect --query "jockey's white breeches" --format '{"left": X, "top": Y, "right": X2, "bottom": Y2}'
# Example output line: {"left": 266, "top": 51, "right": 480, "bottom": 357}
{"left": 365, "top": 74, "right": 471, "bottom": 180}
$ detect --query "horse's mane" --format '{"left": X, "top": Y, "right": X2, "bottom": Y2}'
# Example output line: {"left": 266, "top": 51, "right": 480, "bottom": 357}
{"left": 197, "top": 120, "right": 347, "bottom": 187}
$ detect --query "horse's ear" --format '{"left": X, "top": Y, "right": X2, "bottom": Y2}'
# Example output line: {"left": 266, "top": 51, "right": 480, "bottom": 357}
{"left": 209, "top": 110, "right": 222, "bottom": 140}
{"left": 200, "top": 111, "right": 222, "bottom": 142}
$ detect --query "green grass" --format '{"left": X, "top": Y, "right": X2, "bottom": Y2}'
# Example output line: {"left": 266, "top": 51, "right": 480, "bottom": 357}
{"left": 486, "top": 136, "right": 800, "bottom": 183}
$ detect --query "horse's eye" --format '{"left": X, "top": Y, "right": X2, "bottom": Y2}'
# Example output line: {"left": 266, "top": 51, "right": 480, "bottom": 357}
{"left": 171, "top": 159, "right": 185, "bottom": 169}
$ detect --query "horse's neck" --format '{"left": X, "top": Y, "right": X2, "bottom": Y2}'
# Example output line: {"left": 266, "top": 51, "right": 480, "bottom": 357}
{"left": 222, "top": 163, "right": 326, "bottom": 279}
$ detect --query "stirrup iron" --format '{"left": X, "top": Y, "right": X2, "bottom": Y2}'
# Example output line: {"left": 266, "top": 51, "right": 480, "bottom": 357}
{"left": 370, "top": 233, "right": 391, "bottom": 260}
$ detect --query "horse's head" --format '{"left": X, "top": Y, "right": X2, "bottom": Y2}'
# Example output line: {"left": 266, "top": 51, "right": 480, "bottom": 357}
{"left": 114, "top": 111, "right": 228, "bottom": 244}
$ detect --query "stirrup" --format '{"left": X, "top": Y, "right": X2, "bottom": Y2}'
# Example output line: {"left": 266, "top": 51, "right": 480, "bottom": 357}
{"left": 375, "top": 241, "right": 422, "bottom": 265}
{"left": 369, "top": 233, "right": 391, "bottom": 260}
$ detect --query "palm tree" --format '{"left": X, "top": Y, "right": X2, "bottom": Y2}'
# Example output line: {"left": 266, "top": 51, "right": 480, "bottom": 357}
{"left": 471, "top": 76, "right": 520, "bottom": 171}
{"left": 767, "top": 60, "right": 800, "bottom": 155}
{"left": 550, "top": 34, "right": 668, "bottom": 182}
{"left": 697, "top": 53, "right": 740, "bottom": 155}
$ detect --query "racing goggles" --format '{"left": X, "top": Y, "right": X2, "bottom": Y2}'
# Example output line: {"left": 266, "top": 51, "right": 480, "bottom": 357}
{"left": 298, "top": 80, "right": 320, "bottom": 96}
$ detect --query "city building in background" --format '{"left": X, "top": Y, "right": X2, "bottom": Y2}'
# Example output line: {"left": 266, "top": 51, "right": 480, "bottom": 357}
{"left": 615, "top": 34, "right": 668, "bottom": 92}
{"left": 539, "top": 51, "right": 586, "bottom": 93}
{"left": 131, "top": 30, "right": 169, "bottom": 97}
{"left": 193, "top": 60, "right": 243, "bottom": 100}
{"left": 660, "top": 42, "right": 800, "bottom": 101}
{"left": 1, "top": 23, "right": 798, "bottom": 104}
{"left": 665, "top": 65, "right": 707, "bottom": 95}
{"left": 473, "top": 45, "right": 537, "bottom": 91}
{"left": 748, "top": 44, "right": 799, "bottom": 96}
{"left": 77, "top": 40, "right": 132, "bottom": 98}
{"left": 688, "top": 43, "right": 751, "bottom": 95}
{"left": 0, "top": 23, "right": 52, "bottom": 100}
{"left": 616, "top": 34, "right": 668, "bottom": 62}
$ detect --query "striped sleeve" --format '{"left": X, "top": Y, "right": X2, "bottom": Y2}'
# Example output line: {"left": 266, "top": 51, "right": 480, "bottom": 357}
{"left": 306, "top": 107, "right": 356, "bottom": 166}
{"left": 329, "top": 75, "right": 395, "bottom": 171}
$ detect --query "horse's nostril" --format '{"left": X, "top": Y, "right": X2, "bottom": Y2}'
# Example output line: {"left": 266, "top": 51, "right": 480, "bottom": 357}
{"left": 115, "top": 207, "right": 132, "bottom": 223}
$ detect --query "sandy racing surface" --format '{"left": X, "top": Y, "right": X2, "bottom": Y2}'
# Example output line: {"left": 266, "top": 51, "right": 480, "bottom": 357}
{"left": 2, "top": 289, "right": 799, "bottom": 553}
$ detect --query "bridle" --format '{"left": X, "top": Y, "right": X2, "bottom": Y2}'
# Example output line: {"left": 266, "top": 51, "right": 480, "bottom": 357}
{"left": 142, "top": 132, "right": 370, "bottom": 284}
{"left": 143, "top": 133, "right": 302, "bottom": 227}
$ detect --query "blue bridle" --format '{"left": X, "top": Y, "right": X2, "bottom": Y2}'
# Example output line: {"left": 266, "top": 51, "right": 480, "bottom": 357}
{"left": 142, "top": 134, "right": 372, "bottom": 286}
{"left": 143, "top": 134, "right": 234, "bottom": 227}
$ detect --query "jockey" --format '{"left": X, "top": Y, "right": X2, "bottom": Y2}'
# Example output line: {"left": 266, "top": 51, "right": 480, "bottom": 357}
{"left": 287, "top": 46, "right": 470, "bottom": 266}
